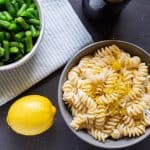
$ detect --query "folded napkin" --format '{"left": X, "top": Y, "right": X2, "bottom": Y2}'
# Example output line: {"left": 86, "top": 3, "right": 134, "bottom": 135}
{"left": 0, "top": 0, "right": 93, "bottom": 105}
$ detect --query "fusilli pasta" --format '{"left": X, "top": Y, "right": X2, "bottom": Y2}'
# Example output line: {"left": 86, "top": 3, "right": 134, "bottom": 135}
{"left": 62, "top": 44, "right": 150, "bottom": 142}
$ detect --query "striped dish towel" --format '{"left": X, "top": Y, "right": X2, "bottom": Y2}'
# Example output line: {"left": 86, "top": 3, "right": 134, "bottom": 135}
{"left": 0, "top": 0, "right": 93, "bottom": 105}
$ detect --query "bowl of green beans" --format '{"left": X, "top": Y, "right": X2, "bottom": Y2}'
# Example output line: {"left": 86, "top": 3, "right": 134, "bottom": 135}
{"left": 0, "top": 0, "right": 44, "bottom": 70}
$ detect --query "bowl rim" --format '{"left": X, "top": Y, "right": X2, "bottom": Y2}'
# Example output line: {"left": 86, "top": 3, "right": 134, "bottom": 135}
{"left": 0, "top": 0, "right": 45, "bottom": 71}
{"left": 58, "top": 40, "right": 150, "bottom": 149}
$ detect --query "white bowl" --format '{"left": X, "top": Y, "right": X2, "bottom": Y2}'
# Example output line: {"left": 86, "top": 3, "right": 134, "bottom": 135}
{"left": 0, "top": 0, "right": 44, "bottom": 71}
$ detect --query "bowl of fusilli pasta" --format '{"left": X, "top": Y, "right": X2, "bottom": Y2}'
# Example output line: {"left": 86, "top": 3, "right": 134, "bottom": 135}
{"left": 58, "top": 40, "right": 150, "bottom": 149}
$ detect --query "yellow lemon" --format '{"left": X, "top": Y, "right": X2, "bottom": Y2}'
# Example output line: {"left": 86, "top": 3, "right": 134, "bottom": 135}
{"left": 7, "top": 95, "right": 56, "bottom": 136}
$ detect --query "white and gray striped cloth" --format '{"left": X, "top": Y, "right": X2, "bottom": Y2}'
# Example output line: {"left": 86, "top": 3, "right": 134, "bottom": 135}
{"left": 0, "top": 0, "right": 93, "bottom": 105}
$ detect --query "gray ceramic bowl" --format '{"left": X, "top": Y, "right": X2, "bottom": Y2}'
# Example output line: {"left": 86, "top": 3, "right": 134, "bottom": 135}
{"left": 58, "top": 40, "right": 150, "bottom": 149}
{"left": 0, "top": 0, "right": 44, "bottom": 71}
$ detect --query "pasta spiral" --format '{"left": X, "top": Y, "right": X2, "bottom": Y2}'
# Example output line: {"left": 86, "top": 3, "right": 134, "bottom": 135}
{"left": 126, "top": 102, "right": 144, "bottom": 117}
{"left": 70, "top": 114, "right": 95, "bottom": 130}
{"left": 103, "top": 115, "right": 121, "bottom": 135}
{"left": 88, "top": 128, "right": 109, "bottom": 142}
{"left": 62, "top": 44, "right": 150, "bottom": 142}
{"left": 122, "top": 125, "right": 145, "bottom": 137}
{"left": 122, "top": 116, "right": 135, "bottom": 127}
{"left": 94, "top": 105, "right": 107, "bottom": 129}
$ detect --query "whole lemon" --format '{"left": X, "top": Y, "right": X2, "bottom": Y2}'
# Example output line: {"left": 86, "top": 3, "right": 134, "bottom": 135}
{"left": 7, "top": 95, "right": 56, "bottom": 136}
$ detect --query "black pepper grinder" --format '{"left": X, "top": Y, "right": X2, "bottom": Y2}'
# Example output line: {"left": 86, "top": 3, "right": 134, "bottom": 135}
{"left": 82, "top": 0, "right": 131, "bottom": 22}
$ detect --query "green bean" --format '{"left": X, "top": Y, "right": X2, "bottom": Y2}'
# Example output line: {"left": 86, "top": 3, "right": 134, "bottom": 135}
{"left": 16, "top": 0, "right": 25, "bottom": 6}
{"left": 25, "top": 31, "right": 32, "bottom": 52}
{"left": 10, "top": 41, "right": 24, "bottom": 54}
{"left": 28, "top": 18, "right": 40, "bottom": 26}
{"left": 26, "top": 8, "right": 34, "bottom": 13}
{"left": 15, "top": 32, "right": 25, "bottom": 41}
{"left": 0, "top": 0, "right": 5, "bottom": 5}
{"left": 6, "top": 0, "right": 16, "bottom": 16}
{"left": 9, "top": 23, "right": 19, "bottom": 30}
{"left": 11, "top": 0, "right": 19, "bottom": 11}
{"left": 3, "top": 40, "right": 10, "bottom": 61}
{"left": 10, "top": 47, "right": 19, "bottom": 53}
{"left": 14, "top": 3, "right": 19, "bottom": 12}
{"left": 30, "top": 25, "right": 36, "bottom": 37}
{"left": 29, "top": 3, "right": 36, "bottom": 8}
{"left": 36, "top": 31, "right": 40, "bottom": 37}
{"left": 33, "top": 10, "right": 38, "bottom": 18}
{"left": 0, "top": 20, "right": 19, "bottom": 30}
{"left": 0, "top": 20, "right": 10, "bottom": 28}
{"left": 18, "top": 42, "right": 24, "bottom": 48}
{"left": 16, "top": 17, "right": 29, "bottom": 30}
{"left": 0, "top": 47, "right": 4, "bottom": 57}
{"left": 30, "top": 25, "right": 39, "bottom": 37}
{"left": 21, "top": 9, "right": 36, "bottom": 19}
{"left": 5, "top": 32, "right": 11, "bottom": 39}
{"left": 26, "top": 0, "right": 31, "bottom": 6}
{"left": 0, "top": 32, "right": 5, "bottom": 40}
{"left": 10, "top": 41, "right": 19, "bottom": 47}
{"left": 27, "top": 8, "right": 38, "bottom": 18}
{"left": 17, "top": 4, "right": 27, "bottom": 16}
{"left": 0, "top": 12, "right": 7, "bottom": 20}
{"left": 18, "top": 42, "right": 24, "bottom": 54}
{"left": 15, "top": 36, "right": 24, "bottom": 43}
{"left": 3, "top": 11, "right": 13, "bottom": 21}
{"left": 0, "top": 0, "right": 40, "bottom": 65}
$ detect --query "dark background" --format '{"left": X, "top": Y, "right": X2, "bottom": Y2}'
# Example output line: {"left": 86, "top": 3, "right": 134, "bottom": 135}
{"left": 0, "top": 0, "right": 150, "bottom": 150}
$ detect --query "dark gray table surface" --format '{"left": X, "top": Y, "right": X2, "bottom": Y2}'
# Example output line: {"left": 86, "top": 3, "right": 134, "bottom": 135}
{"left": 0, "top": 0, "right": 150, "bottom": 150}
